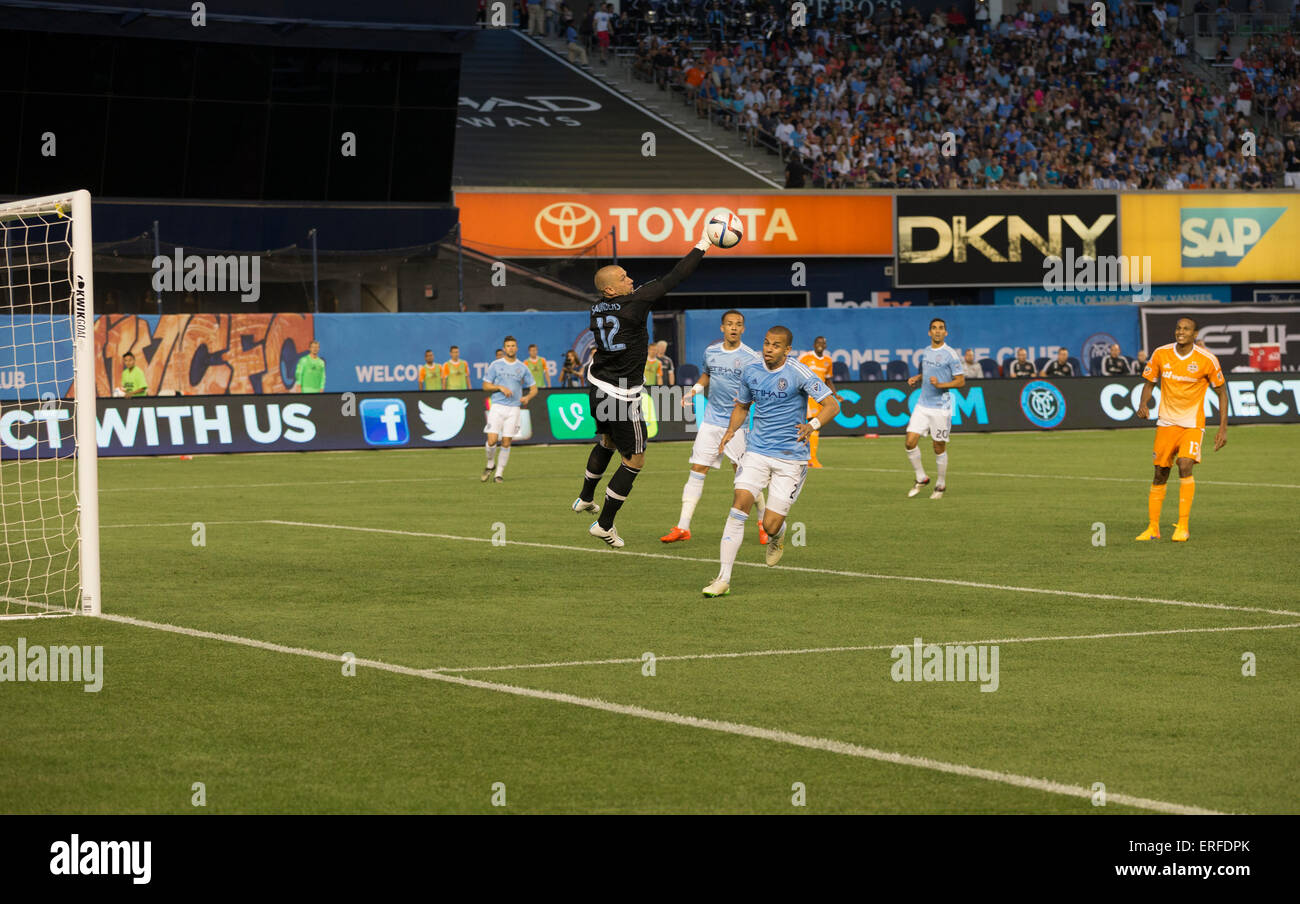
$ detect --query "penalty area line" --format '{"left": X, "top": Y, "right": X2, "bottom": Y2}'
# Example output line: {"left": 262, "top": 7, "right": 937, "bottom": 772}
{"left": 95, "top": 610, "right": 1224, "bottom": 816}
{"left": 831, "top": 467, "right": 1300, "bottom": 490}
{"left": 261, "top": 519, "right": 1300, "bottom": 619}
{"left": 432, "top": 622, "right": 1300, "bottom": 673}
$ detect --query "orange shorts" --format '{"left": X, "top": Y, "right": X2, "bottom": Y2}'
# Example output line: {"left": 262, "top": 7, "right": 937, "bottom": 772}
{"left": 1152, "top": 425, "right": 1204, "bottom": 467}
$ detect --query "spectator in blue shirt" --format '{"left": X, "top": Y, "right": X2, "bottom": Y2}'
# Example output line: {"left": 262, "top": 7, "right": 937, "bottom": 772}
{"left": 565, "top": 23, "right": 588, "bottom": 65}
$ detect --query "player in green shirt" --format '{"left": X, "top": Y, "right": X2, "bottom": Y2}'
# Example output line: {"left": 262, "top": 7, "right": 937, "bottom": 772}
{"left": 295, "top": 340, "right": 326, "bottom": 393}
{"left": 419, "top": 349, "right": 443, "bottom": 390}
{"left": 442, "top": 345, "right": 470, "bottom": 390}
{"left": 524, "top": 343, "right": 550, "bottom": 388}
{"left": 119, "top": 352, "right": 149, "bottom": 397}
{"left": 643, "top": 345, "right": 663, "bottom": 386}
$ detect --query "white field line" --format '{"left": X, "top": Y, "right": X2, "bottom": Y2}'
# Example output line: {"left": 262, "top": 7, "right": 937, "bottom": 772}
{"left": 1, "top": 595, "right": 76, "bottom": 620}
{"left": 101, "top": 520, "right": 268, "bottom": 529}
{"left": 432, "top": 622, "right": 1300, "bottom": 673}
{"left": 94, "top": 456, "right": 1299, "bottom": 492}
{"left": 98, "top": 475, "right": 508, "bottom": 493}
{"left": 260, "top": 519, "right": 1300, "bottom": 619}
{"left": 96, "top": 518, "right": 1300, "bottom": 619}
{"left": 832, "top": 467, "right": 1300, "bottom": 490}
{"left": 94, "top": 611, "right": 1225, "bottom": 815}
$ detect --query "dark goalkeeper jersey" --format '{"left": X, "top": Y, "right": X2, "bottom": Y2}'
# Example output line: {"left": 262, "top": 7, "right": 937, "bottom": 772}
{"left": 587, "top": 247, "right": 704, "bottom": 393}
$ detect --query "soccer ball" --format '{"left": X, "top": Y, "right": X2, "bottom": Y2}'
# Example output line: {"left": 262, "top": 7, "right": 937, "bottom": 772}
{"left": 705, "top": 210, "right": 743, "bottom": 248}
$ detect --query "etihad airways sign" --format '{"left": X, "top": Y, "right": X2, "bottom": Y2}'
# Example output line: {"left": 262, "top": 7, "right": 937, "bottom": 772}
{"left": 454, "top": 192, "right": 894, "bottom": 257}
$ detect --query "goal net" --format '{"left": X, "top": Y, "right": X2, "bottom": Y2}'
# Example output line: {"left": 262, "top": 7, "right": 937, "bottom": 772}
{"left": 0, "top": 190, "right": 100, "bottom": 617}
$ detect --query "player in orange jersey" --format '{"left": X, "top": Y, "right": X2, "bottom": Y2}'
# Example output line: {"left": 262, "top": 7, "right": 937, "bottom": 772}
{"left": 797, "top": 335, "right": 836, "bottom": 467}
{"left": 1135, "top": 317, "right": 1228, "bottom": 542}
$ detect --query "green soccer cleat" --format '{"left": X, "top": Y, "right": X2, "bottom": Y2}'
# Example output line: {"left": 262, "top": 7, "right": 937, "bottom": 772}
{"left": 702, "top": 578, "right": 730, "bottom": 597}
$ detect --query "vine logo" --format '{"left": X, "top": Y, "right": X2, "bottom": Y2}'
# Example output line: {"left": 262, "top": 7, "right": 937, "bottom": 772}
{"left": 546, "top": 393, "right": 595, "bottom": 439}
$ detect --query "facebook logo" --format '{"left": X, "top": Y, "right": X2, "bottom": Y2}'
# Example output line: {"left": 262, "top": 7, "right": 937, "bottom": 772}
{"left": 359, "top": 398, "right": 410, "bottom": 446}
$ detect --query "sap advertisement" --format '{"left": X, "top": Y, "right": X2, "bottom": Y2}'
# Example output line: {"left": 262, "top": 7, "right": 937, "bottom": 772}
{"left": 6, "top": 378, "right": 1297, "bottom": 459}
{"left": 682, "top": 305, "right": 1141, "bottom": 378}
{"left": 1120, "top": 193, "right": 1300, "bottom": 284}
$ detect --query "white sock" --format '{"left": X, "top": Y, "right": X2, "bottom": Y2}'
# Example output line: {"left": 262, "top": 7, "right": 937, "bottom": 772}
{"left": 495, "top": 446, "right": 511, "bottom": 476}
{"left": 485, "top": 442, "right": 498, "bottom": 469}
{"left": 907, "top": 446, "right": 925, "bottom": 480}
{"left": 718, "top": 507, "right": 747, "bottom": 583}
{"left": 936, "top": 451, "right": 948, "bottom": 487}
{"left": 754, "top": 489, "right": 766, "bottom": 521}
{"left": 678, "top": 470, "right": 706, "bottom": 530}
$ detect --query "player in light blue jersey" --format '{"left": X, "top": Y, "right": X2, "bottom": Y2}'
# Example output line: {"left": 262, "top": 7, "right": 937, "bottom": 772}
{"left": 661, "top": 310, "right": 769, "bottom": 545}
{"left": 904, "top": 318, "right": 964, "bottom": 500}
{"left": 481, "top": 336, "right": 537, "bottom": 483}
{"left": 703, "top": 326, "right": 839, "bottom": 598}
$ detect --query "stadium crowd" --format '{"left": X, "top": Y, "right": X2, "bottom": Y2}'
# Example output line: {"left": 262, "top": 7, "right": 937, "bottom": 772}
{"left": 629, "top": 0, "right": 1300, "bottom": 189}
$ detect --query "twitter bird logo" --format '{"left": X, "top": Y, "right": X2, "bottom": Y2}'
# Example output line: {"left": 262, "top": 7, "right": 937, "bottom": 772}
{"left": 418, "top": 397, "right": 469, "bottom": 442}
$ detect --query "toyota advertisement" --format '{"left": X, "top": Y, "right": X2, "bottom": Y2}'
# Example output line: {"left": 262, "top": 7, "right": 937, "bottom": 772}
{"left": 5, "top": 379, "right": 1297, "bottom": 459}
{"left": 455, "top": 191, "right": 894, "bottom": 258}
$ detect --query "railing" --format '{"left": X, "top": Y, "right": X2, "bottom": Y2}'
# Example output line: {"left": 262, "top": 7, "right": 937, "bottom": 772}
{"left": 1193, "top": 11, "right": 1292, "bottom": 37}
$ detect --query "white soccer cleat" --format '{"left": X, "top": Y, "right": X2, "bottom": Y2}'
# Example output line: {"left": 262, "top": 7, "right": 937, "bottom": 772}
{"left": 571, "top": 497, "right": 600, "bottom": 515}
{"left": 930, "top": 485, "right": 945, "bottom": 500}
{"left": 480, "top": 467, "right": 493, "bottom": 482}
{"left": 908, "top": 477, "right": 930, "bottom": 497}
{"left": 765, "top": 531, "right": 785, "bottom": 566}
{"left": 702, "top": 577, "right": 731, "bottom": 597}
{"left": 589, "top": 521, "right": 624, "bottom": 549}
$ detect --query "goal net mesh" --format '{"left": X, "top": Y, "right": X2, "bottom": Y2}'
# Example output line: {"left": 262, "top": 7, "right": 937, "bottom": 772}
{"left": 1, "top": 199, "right": 83, "bottom": 616}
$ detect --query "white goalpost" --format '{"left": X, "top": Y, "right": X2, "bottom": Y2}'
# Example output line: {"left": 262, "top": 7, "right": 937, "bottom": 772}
{"left": 0, "top": 189, "right": 100, "bottom": 618}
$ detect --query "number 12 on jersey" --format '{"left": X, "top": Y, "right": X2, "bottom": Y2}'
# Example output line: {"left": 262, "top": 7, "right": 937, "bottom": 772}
{"left": 594, "top": 315, "right": 625, "bottom": 352}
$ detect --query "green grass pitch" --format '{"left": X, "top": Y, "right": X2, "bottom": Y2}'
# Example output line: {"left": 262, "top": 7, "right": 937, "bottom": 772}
{"left": 2, "top": 425, "right": 1297, "bottom": 814}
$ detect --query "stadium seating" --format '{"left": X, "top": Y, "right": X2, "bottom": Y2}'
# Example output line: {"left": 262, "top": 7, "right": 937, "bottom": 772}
{"left": 1067, "top": 357, "right": 1083, "bottom": 376}
{"left": 1089, "top": 355, "right": 1105, "bottom": 377}
{"left": 859, "top": 361, "right": 883, "bottom": 381}
{"left": 633, "top": 3, "right": 1298, "bottom": 190}
{"left": 677, "top": 363, "right": 700, "bottom": 386}
{"left": 1035, "top": 358, "right": 1050, "bottom": 373}
{"left": 831, "top": 360, "right": 849, "bottom": 383}
{"left": 885, "top": 360, "right": 910, "bottom": 381}
{"left": 979, "top": 358, "right": 1000, "bottom": 380}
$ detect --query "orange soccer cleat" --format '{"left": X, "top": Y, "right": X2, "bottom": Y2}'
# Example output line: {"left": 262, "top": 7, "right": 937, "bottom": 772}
{"left": 660, "top": 526, "right": 691, "bottom": 543}
{"left": 1135, "top": 525, "right": 1160, "bottom": 541}
{"left": 759, "top": 525, "right": 769, "bottom": 545}
{"left": 1171, "top": 523, "right": 1190, "bottom": 542}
